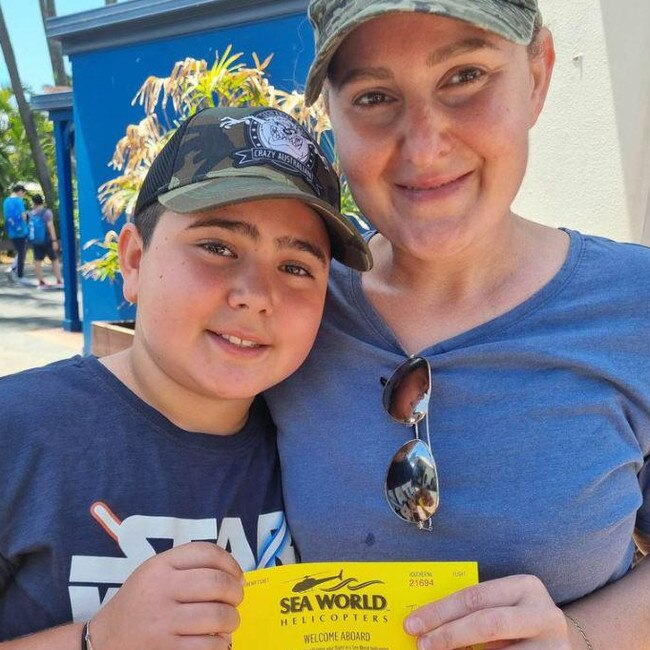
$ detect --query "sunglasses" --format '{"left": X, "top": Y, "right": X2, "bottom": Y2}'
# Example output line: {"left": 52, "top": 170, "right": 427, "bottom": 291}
{"left": 382, "top": 356, "right": 439, "bottom": 531}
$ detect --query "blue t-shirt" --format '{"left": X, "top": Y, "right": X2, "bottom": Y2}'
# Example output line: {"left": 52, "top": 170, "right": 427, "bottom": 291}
{"left": 0, "top": 356, "right": 296, "bottom": 640}
{"left": 2, "top": 196, "right": 27, "bottom": 239}
{"left": 267, "top": 229, "right": 650, "bottom": 605}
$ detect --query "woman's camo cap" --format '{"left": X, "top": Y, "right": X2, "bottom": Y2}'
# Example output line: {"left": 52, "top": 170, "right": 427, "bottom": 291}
{"left": 134, "top": 106, "right": 372, "bottom": 271}
{"left": 305, "top": 0, "right": 541, "bottom": 105}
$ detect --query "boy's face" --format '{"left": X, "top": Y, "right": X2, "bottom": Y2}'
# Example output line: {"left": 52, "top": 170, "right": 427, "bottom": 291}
{"left": 120, "top": 198, "right": 331, "bottom": 402}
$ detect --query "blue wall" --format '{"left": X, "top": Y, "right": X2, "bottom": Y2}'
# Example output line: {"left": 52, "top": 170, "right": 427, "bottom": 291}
{"left": 72, "top": 12, "right": 315, "bottom": 351}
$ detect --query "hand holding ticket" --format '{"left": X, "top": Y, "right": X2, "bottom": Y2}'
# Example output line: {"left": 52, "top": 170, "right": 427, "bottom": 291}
{"left": 233, "top": 561, "right": 481, "bottom": 650}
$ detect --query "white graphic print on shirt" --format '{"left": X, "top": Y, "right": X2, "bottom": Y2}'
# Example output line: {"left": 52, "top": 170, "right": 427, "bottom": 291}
{"left": 68, "top": 501, "right": 295, "bottom": 622}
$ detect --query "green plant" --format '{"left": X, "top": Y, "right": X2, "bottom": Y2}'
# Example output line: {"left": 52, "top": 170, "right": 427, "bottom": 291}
{"left": 0, "top": 86, "right": 57, "bottom": 235}
{"left": 83, "top": 46, "right": 366, "bottom": 281}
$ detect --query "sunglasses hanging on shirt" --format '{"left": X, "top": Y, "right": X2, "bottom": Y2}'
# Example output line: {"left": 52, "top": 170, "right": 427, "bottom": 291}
{"left": 383, "top": 356, "right": 439, "bottom": 531}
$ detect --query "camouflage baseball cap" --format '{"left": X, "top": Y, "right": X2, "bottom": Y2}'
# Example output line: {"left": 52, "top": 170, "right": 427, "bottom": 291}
{"left": 134, "top": 106, "right": 372, "bottom": 271}
{"left": 305, "top": 0, "right": 541, "bottom": 105}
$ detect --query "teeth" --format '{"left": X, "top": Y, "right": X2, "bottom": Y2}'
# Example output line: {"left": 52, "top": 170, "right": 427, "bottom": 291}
{"left": 218, "top": 333, "right": 261, "bottom": 348}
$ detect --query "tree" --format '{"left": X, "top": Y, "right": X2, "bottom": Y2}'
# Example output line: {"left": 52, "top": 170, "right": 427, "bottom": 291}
{"left": 38, "top": 0, "right": 68, "bottom": 86}
{"left": 105, "top": 0, "right": 117, "bottom": 4}
{"left": 0, "top": 4, "right": 57, "bottom": 210}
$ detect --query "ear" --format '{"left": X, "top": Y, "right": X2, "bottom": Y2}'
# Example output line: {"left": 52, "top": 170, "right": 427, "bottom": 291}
{"left": 118, "top": 223, "right": 144, "bottom": 304}
{"left": 528, "top": 27, "right": 556, "bottom": 128}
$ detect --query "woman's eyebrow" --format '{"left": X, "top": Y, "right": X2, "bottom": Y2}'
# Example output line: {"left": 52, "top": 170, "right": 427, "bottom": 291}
{"left": 187, "top": 217, "right": 260, "bottom": 241}
{"left": 276, "top": 236, "right": 328, "bottom": 266}
{"left": 426, "top": 37, "right": 500, "bottom": 66}
{"left": 335, "top": 37, "right": 499, "bottom": 88}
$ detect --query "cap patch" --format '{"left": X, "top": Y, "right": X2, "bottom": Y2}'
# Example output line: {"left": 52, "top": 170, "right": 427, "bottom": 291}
{"left": 220, "top": 110, "right": 329, "bottom": 197}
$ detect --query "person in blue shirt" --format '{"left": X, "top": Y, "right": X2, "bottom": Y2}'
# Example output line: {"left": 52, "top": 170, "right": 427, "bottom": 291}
{"left": 267, "top": 1, "right": 650, "bottom": 649}
{"left": 2, "top": 183, "right": 29, "bottom": 283}
{"left": 28, "top": 194, "right": 64, "bottom": 289}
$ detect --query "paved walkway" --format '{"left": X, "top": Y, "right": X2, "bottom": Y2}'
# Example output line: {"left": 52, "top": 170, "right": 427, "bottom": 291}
{"left": 0, "top": 262, "right": 83, "bottom": 377}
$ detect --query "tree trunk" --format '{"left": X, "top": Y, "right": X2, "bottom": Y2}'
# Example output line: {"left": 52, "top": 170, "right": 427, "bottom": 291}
{"left": 0, "top": 6, "right": 57, "bottom": 210}
{"left": 39, "top": 0, "right": 68, "bottom": 86}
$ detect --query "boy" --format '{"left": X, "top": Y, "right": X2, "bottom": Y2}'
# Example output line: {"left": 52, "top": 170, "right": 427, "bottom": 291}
{"left": 0, "top": 106, "right": 371, "bottom": 649}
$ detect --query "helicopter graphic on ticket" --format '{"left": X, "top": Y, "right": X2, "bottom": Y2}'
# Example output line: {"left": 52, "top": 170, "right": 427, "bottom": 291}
{"left": 232, "top": 561, "right": 482, "bottom": 650}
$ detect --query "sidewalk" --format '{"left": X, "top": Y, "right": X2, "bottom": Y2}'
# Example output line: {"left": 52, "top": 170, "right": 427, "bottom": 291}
{"left": 0, "top": 262, "right": 84, "bottom": 377}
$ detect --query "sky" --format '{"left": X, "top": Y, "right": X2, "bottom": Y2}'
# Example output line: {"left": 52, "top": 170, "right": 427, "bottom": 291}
{"left": 0, "top": 0, "right": 124, "bottom": 95}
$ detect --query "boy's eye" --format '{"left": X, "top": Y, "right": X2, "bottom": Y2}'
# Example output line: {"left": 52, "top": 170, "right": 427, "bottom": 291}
{"left": 443, "top": 67, "right": 487, "bottom": 88}
{"left": 200, "top": 242, "right": 235, "bottom": 257}
{"left": 281, "top": 263, "right": 313, "bottom": 278}
{"left": 353, "top": 91, "right": 394, "bottom": 107}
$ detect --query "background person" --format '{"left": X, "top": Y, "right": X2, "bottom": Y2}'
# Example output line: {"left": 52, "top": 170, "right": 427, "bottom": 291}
{"left": 2, "top": 183, "right": 29, "bottom": 284}
{"left": 267, "top": 1, "right": 650, "bottom": 648}
{"left": 28, "top": 193, "right": 64, "bottom": 289}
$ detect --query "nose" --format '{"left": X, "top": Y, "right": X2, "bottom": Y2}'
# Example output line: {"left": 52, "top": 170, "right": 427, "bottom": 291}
{"left": 399, "top": 102, "right": 451, "bottom": 167}
{"left": 226, "top": 261, "right": 274, "bottom": 315}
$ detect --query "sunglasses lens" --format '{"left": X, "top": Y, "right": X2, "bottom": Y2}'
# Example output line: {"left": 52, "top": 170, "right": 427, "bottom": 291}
{"left": 382, "top": 357, "right": 431, "bottom": 424}
{"left": 385, "top": 439, "right": 439, "bottom": 524}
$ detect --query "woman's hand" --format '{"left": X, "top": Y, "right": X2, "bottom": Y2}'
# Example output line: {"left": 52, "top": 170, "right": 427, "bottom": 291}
{"left": 89, "top": 541, "right": 244, "bottom": 650}
{"left": 404, "top": 574, "right": 573, "bottom": 650}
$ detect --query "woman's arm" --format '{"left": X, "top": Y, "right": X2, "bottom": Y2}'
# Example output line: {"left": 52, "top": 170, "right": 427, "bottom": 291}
{"left": 46, "top": 213, "right": 59, "bottom": 250}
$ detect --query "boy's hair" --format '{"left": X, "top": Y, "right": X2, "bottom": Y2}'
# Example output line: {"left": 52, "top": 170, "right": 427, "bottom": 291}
{"left": 134, "top": 201, "right": 165, "bottom": 248}
{"left": 31, "top": 194, "right": 44, "bottom": 205}
{"left": 12, "top": 184, "right": 25, "bottom": 193}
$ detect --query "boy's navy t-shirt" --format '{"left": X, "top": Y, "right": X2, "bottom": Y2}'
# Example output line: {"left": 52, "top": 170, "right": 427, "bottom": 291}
{"left": 0, "top": 355, "right": 296, "bottom": 639}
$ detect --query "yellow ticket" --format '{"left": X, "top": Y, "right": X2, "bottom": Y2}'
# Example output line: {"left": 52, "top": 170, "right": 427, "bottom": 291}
{"left": 233, "top": 561, "right": 479, "bottom": 650}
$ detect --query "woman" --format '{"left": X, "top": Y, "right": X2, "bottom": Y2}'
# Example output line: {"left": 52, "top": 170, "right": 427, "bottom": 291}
{"left": 267, "top": 1, "right": 650, "bottom": 648}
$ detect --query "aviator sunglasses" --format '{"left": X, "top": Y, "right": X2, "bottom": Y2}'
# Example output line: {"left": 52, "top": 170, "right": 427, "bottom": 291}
{"left": 382, "top": 357, "right": 440, "bottom": 531}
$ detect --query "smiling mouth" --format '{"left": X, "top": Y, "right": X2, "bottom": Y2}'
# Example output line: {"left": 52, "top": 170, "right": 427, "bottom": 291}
{"left": 216, "top": 333, "right": 264, "bottom": 349}
{"left": 398, "top": 171, "right": 472, "bottom": 191}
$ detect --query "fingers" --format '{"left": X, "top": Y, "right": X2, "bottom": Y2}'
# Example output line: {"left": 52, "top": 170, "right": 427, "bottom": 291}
{"left": 169, "top": 542, "right": 243, "bottom": 580}
{"left": 413, "top": 606, "right": 540, "bottom": 650}
{"left": 175, "top": 568, "right": 244, "bottom": 607}
{"left": 177, "top": 634, "right": 232, "bottom": 650}
{"left": 173, "top": 602, "right": 240, "bottom": 635}
{"left": 406, "top": 575, "right": 548, "bottom": 634}
{"left": 404, "top": 575, "right": 566, "bottom": 650}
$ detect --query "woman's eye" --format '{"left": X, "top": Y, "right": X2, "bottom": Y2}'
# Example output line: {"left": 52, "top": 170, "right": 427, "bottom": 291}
{"left": 281, "top": 263, "right": 313, "bottom": 278}
{"left": 444, "top": 67, "right": 486, "bottom": 87}
{"left": 200, "top": 242, "right": 235, "bottom": 257}
{"left": 354, "top": 91, "right": 393, "bottom": 107}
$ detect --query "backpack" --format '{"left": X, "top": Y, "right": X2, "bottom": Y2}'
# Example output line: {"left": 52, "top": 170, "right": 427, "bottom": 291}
{"left": 28, "top": 208, "right": 48, "bottom": 245}
{"left": 3, "top": 197, "right": 28, "bottom": 239}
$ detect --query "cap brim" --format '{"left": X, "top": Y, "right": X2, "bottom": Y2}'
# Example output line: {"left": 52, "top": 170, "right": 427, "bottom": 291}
{"left": 159, "top": 176, "right": 373, "bottom": 272}
{"left": 305, "top": 1, "right": 537, "bottom": 105}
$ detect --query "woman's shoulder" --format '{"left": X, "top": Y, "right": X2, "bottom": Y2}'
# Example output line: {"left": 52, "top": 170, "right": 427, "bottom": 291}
{"left": 568, "top": 229, "right": 650, "bottom": 282}
{"left": 556, "top": 230, "right": 650, "bottom": 318}
{"left": 571, "top": 229, "right": 650, "bottom": 263}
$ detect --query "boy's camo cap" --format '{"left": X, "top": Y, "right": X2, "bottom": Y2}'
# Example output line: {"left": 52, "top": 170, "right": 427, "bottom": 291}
{"left": 134, "top": 106, "right": 372, "bottom": 272}
{"left": 305, "top": 0, "right": 541, "bottom": 105}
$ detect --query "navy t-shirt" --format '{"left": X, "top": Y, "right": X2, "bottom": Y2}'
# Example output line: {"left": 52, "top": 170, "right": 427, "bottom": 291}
{"left": 0, "top": 356, "right": 296, "bottom": 640}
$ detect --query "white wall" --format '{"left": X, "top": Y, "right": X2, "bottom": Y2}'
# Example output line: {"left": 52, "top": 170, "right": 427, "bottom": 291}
{"left": 514, "top": 0, "right": 650, "bottom": 244}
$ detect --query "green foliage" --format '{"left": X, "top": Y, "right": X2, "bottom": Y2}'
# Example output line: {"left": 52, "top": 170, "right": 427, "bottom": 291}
{"left": 82, "top": 231, "right": 120, "bottom": 282}
{"left": 0, "top": 86, "right": 57, "bottom": 235}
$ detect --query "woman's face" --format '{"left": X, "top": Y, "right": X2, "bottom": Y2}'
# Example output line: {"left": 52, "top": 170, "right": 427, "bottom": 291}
{"left": 326, "top": 13, "right": 553, "bottom": 259}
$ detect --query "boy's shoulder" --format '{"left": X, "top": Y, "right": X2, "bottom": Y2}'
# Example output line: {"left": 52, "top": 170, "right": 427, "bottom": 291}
{"left": 0, "top": 356, "right": 101, "bottom": 413}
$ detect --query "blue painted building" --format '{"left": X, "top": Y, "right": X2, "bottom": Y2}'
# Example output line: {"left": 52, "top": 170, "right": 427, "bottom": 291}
{"left": 45, "top": 0, "right": 313, "bottom": 351}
